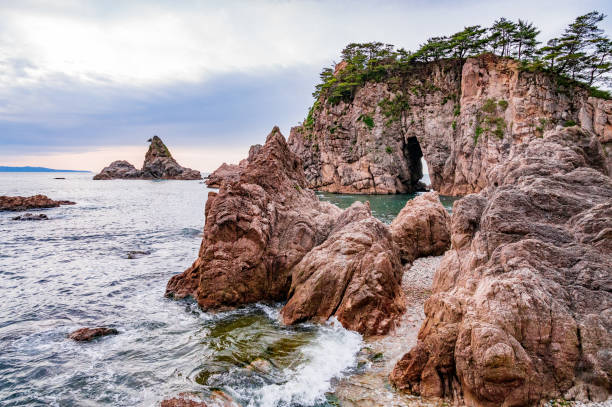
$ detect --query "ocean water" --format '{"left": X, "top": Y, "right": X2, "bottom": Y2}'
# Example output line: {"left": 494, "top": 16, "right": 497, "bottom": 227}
{"left": 0, "top": 173, "right": 452, "bottom": 407}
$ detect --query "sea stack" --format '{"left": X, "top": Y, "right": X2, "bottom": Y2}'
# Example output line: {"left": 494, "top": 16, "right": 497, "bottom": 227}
{"left": 93, "top": 136, "right": 201, "bottom": 180}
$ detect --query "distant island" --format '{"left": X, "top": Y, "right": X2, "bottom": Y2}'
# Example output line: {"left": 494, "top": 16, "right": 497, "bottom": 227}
{"left": 0, "top": 166, "right": 90, "bottom": 173}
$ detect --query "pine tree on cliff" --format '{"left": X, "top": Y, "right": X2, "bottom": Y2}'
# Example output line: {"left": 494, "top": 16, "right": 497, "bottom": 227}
{"left": 512, "top": 20, "right": 540, "bottom": 62}
{"left": 541, "top": 11, "right": 611, "bottom": 85}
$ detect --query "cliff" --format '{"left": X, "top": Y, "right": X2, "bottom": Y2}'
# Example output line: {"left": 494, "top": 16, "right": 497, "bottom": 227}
{"left": 93, "top": 136, "right": 201, "bottom": 180}
{"left": 288, "top": 54, "right": 611, "bottom": 195}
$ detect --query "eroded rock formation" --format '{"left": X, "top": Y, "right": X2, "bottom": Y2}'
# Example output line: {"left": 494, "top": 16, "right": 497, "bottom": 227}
{"left": 281, "top": 201, "right": 405, "bottom": 335}
{"left": 0, "top": 195, "right": 75, "bottom": 211}
{"left": 289, "top": 54, "right": 612, "bottom": 195}
{"left": 205, "top": 144, "right": 262, "bottom": 188}
{"left": 94, "top": 136, "right": 201, "bottom": 180}
{"left": 166, "top": 127, "right": 407, "bottom": 335}
{"left": 390, "top": 127, "right": 612, "bottom": 404}
{"left": 390, "top": 191, "right": 451, "bottom": 264}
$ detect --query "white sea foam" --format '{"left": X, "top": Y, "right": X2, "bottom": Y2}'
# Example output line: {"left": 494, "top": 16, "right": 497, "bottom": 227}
{"left": 247, "top": 317, "right": 362, "bottom": 407}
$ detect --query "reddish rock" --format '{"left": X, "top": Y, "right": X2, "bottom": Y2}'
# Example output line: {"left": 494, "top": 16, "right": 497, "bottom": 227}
{"left": 390, "top": 127, "right": 612, "bottom": 405}
{"left": 0, "top": 195, "right": 75, "bottom": 211}
{"left": 94, "top": 136, "right": 201, "bottom": 180}
{"left": 160, "top": 397, "right": 207, "bottom": 407}
{"left": 206, "top": 144, "right": 262, "bottom": 188}
{"left": 289, "top": 54, "right": 611, "bottom": 195}
{"left": 281, "top": 201, "right": 405, "bottom": 336}
{"left": 68, "top": 327, "right": 118, "bottom": 341}
{"left": 390, "top": 192, "right": 451, "bottom": 264}
{"left": 166, "top": 127, "right": 342, "bottom": 309}
{"left": 93, "top": 160, "right": 142, "bottom": 180}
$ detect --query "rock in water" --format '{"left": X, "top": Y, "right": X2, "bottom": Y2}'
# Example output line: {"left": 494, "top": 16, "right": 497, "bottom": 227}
{"left": 93, "top": 136, "right": 201, "bottom": 180}
{"left": 12, "top": 213, "right": 49, "bottom": 221}
{"left": 167, "top": 127, "right": 406, "bottom": 336}
{"left": 167, "top": 127, "right": 342, "bottom": 309}
{"left": 281, "top": 201, "right": 405, "bottom": 335}
{"left": 93, "top": 160, "right": 142, "bottom": 180}
{"left": 390, "top": 127, "right": 612, "bottom": 405}
{"left": 0, "top": 195, "right": 75, "bottom": 211}
{"left": 390, "top": 192, "right": 451, "bottom": 264}
{"left": 68, "top": 327, "right": 118, "bottom": 341}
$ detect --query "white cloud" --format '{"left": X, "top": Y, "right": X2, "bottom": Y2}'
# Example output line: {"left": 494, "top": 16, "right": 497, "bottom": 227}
{"left": 2, "top": 0, "right": 608, "bottom": 88}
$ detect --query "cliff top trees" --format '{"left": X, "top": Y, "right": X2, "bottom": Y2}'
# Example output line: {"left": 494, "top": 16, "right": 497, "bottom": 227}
{"left": 313, "top": 11, "right": 611, "bottom": 105}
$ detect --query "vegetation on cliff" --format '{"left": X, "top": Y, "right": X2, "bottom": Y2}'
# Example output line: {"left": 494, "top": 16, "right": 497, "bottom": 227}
{"left": 312, "top": 11, "right": 611, "bottom": 107}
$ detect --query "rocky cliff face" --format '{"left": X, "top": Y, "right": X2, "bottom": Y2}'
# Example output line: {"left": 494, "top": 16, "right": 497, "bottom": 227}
{"left": 390, "top": 127, "right": 612, "bottom": 404}
{"left": 288, "top": 54, "right": 612, "bottom": 195}
{"left": 93, "top": 136, "right": 201, "bottom": 180}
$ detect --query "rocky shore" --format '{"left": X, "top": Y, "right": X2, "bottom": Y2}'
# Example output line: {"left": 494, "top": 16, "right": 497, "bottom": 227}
{"left": 168, "top": 120, "right": 611, "bottom": 405}
{"left": 94, "top": 136, "right": 201, "bottom": 180}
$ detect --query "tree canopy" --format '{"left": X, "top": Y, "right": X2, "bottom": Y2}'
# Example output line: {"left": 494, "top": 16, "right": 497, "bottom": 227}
{"left": 313, "top": 11, "right": 611, "bottom": 105}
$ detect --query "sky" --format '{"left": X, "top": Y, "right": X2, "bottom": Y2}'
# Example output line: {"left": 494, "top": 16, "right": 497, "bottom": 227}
{"left": 1, "top": 0, "right": 611, "bottom": 172}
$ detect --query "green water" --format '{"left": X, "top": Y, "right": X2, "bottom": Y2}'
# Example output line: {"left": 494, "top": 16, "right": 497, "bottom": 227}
{"left": 316, "top": 191, "right": 460, "bottom": 224}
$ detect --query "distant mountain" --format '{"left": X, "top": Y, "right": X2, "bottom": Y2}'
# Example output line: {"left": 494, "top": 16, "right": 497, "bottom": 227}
{"left": 0, "top": 166, "right": 90, "bottom": 173}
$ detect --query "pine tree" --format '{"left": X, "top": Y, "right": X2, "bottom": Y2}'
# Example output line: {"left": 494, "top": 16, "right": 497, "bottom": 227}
{"left": 488, "top": 18, "right": 517, "bottom": 57}
{"left": 512, "top": 20, "right": 540, "bottom": 61}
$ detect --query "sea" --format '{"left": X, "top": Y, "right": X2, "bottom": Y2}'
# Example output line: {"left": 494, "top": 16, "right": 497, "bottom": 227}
{"left": 0, "top": 172, "right": 455, "bottom": 407}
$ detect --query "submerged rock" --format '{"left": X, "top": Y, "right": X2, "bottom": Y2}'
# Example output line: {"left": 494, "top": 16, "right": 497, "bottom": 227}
{"left": 94, "top": 136, "right": 201, "bottom": 180}
{"left": 160, "top": 397, "right": 208, "bottom": 407}
{"left": 390, "top": 127, "right": 612, "bottom": 405}
{"left": 11, "top": 213, "right": 49, "bottom": 221}
{"left": 390, "top": 192, "right": 451, "bottom": 264}
{"left": 126, "top": 250, "right": 151, "bottom": 259}
{"left": 281, "top": 201, "right": 405, "bottom": 336}
{"left": 0, "top": 195, "right": 75, "bottom": 211}
{"left": 68, "top": 327, "right": 118, "bottom": 342}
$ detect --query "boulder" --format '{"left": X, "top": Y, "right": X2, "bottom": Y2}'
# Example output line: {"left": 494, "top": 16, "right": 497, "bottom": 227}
{"left": 281, "top": 201, "right": 405, "bottom": 336}
{"left": 12, "top": 213, "right": 48, "bottom": 221}
{"left": 93, "top": 160, "right": 142, "bottom": 180}
{"left": 93, "top": 136, "right": 201, "bottom": 180}
{"left": 0, "top": 195, "right": 75, "bottom": 211}
{"left": 166, "top": 127, "right": 342, "bottom": 309}
{"left": 390, "top": 127, "right": 612, "bottom": 405}
{"left": 68, "top": 327, "right": 118, "bottom": 341}
{"left": 389, "top": 191, "right": 451, "bottom": 264}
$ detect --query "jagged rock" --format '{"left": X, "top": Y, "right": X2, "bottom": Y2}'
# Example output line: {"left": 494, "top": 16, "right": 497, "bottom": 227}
{"left": 166, "top": 127, "right": 342, "bottom": 309}
{"left": 167, "top": 128, "right": 407, "bottom": 336}
{"left": 0, "top": 195, "right": 75, "bottom": 211}
{"left": 206, "top": 144, "right": 262, "bottom": 188}
{"left": 281, "top": 201, "right": 405, "bottom": 336}
{"left": 93, "top": 160, "right": 142, "bottom": 180}
{"left": 94, "top": 136, "right": 201, "bottom": 180}
{"left": 390, "top": 127, "right": 612, "bottom": 405}
{"left": 12, "top": 213, "right": 48, "bottom": 221}
{"left": 389, "top": 192, "right": 451, "bottom": 264}
{"left": 289, "top": 54, "right": 612, "bottom": 195}
{"left": 68, "top": 327, "right": 118, "bottom": 341}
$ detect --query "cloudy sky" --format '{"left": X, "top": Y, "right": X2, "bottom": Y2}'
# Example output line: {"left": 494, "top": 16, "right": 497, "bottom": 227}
{"left": 1, "top": 0, "right": 610, "bottom": 172}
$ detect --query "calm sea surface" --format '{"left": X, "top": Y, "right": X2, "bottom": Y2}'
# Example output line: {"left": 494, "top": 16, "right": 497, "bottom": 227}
{"left": 0, "top": 173, "right": 455, "bottom": 407}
